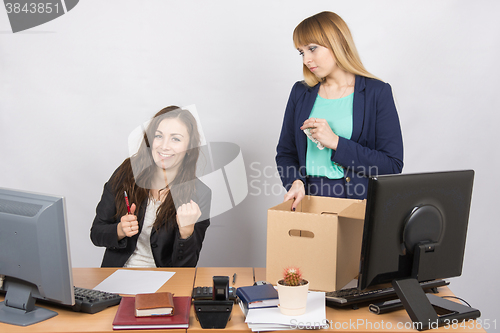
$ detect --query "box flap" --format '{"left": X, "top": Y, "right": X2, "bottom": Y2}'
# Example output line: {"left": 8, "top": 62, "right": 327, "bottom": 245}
{"left": 338, "top": 200, "right": 366, "bottom": 219}
{"left": 269, "top": 199, "right": 293, "bottom": 212}
{"left": 336, "top": 216, "right": 364, "bottom": 289}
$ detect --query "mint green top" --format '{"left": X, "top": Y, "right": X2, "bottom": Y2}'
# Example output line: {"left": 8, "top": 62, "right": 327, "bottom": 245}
{"left": 306, "top": 93, "right": 354, "bottom": 179}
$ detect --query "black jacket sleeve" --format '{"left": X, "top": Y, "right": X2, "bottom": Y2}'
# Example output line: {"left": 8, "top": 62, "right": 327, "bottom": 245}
{"left": 90, "top": 179, "right": 129, "bottom": 251}
{"left": 156, "top": 179, "right": 212, "bottom": 267}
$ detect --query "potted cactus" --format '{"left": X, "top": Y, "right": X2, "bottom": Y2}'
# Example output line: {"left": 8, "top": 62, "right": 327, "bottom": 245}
{"left": 276, "top": 266, "right": 309, "bottom": 315}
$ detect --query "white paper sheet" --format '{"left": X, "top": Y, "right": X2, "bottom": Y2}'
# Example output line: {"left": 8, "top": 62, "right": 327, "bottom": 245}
{"left": 92, "top": 269, "right": 175, "bottom": 295}
{"left": 247, "top": 323, "right": 295, "bottom": 332}
{"left": 245, "top": 291, "right": 327, "bottom": 331}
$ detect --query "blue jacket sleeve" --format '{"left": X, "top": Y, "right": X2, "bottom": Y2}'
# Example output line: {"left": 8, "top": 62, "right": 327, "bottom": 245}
{"left": 276, "top": 82, "right": 305, "bottom": 190}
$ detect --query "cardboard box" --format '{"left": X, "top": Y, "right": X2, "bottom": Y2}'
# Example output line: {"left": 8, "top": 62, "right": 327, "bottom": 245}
{"left": 266, "top": 196, "right": 366, "bottom": 291}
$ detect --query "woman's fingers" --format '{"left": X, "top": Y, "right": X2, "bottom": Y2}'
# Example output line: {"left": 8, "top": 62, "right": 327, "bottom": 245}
{"left": 120, "top": 210, "right": 139, "bottom": 237}
{"left": 283, "top": 180, "right": 305, "bottom": 211}
{"left": 177, "top": 200, "right": 202, "bottom": 227}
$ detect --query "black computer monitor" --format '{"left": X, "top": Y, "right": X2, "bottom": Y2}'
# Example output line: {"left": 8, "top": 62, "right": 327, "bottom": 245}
{"left": 358, "top": 170, "right": 480, "bottom": 331}
{"left": 0, "top": 188, "right": 74, "bottom": 326}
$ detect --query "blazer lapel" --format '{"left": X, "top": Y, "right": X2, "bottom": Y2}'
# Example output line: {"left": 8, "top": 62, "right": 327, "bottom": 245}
{"left": 351, "top": 75, "right": 366, "bottom": 142}
{"left": 300, "top": 83, "right": 320, "bottom": 123}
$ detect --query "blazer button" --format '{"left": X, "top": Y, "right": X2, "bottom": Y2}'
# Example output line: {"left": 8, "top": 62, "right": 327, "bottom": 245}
{"left": 151, "top": 243, "right": 158, "bottom": 248}
{"left": 179, "top": 249, "right": 184, "bottom": 254}
{"left": 178, "top": 256, "right": 183, "bottom": 260}
{"left": 346, "top": 177, "right": 351, "bottom": 183}
{"left": 179, "top": 243, "right": 184, "bottom": 247}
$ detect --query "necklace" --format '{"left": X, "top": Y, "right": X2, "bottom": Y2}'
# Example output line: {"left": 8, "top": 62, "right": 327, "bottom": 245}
{"left": 322, "top": 76, "right": 355, "bottom": 99}
{"left": 150, "top": 186, "right": 169, "bottom": 202}
{"left": 338, "top": 76, "right": 355, "bottom": 99}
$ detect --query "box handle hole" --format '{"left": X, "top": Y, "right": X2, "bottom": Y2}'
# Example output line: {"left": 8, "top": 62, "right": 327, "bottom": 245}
{"left": 288, "top": 229, "right": 314, "bottom": 238}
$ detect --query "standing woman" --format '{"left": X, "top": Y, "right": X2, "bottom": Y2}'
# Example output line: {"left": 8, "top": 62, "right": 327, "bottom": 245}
{"left": 276, "top": 11, "right": 403, "bottom": 210}
{"left": 91, "top": 106, "right": 211, "bottom": 267}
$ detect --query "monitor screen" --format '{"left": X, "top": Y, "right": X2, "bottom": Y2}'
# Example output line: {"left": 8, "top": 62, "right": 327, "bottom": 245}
{"left": 357, "top": 170, "right": 480, "bottom": 330}
{"left": 0, "top": 187, "right": 74, "bottom": 326}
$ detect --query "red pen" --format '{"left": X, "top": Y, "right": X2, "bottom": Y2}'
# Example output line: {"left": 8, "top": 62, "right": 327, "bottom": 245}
{"left": 124, "top": 191, "right": 131, "bottom": 214}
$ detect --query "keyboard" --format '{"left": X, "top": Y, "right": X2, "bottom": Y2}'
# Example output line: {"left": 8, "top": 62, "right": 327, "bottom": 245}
{"left": 34, "top": 286, "right": 122, "bottom": 314}
{"left": 325, "top": 279, "right": 449, "bottom": 308}
{"left": 71, "top": 287, "right": 122, "bottom": 313}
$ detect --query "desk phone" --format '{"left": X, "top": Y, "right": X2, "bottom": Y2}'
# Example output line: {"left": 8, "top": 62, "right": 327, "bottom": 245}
{"left": 192, "top": 286, "right": 237, "bottom": 301}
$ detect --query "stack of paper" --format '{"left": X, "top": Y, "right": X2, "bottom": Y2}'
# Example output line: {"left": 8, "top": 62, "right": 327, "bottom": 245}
{"left": 244, "top": 292, "right": 327, "bottom": 331}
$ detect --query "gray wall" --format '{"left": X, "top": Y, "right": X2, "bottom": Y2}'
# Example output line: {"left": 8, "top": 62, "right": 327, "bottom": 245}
{"left": 1, "top": 1, "right": 498, "bottom": 330}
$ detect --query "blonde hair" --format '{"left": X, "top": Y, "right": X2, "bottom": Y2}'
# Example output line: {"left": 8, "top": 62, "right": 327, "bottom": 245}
{"left": 293, "top": 11, "right": 379, "bottom": 87}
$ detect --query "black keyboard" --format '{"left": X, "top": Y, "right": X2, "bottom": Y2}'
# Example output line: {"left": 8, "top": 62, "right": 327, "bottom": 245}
{"left": 35, "top": 286, "right": 122, "bottom": 314}
{"left": 71, "top": 287, "right": 122, "bottom": 313}
{"left": 326, "top": 279, "right": 449, "bottom": 308}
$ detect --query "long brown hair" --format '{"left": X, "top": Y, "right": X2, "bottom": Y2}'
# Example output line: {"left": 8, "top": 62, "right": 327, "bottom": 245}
{"left": 110, "top": 106, "right": 201, "bottom": 230}
{"left": 293, "top": 11, "right": 379, "bottom": 87}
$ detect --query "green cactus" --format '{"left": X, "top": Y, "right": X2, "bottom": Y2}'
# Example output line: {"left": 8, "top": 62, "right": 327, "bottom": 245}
{"left": 282, "top": 266, "right": 303, "bottom": 286}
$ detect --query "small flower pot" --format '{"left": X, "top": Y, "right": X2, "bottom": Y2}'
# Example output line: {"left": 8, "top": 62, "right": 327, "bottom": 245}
{"left": 276, "top": 279, "right": 309, "bottom": 316}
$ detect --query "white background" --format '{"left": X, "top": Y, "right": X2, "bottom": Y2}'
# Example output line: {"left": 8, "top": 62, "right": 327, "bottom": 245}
{"left": 1, "top": 1, "right": 499, "bottom": 330}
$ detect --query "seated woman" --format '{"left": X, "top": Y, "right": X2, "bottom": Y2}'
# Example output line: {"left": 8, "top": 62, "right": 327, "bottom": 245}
{"left": 90, "top": 106, "right": 211, "bottom": 267}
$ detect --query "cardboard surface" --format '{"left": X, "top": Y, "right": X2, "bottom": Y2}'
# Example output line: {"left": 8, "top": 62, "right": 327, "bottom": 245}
{"left": 266, "top": 196, "right": 366, "bottom": 291}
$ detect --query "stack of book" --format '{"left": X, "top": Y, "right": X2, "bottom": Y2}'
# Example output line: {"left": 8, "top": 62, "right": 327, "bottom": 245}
{"left": 236, "top": 284, "right": 279, "bottom": 314}
{"left": 112, "top": 292, "right": 190, "bottom": 330}
{"left": 242, "top": 291, "right": 327, "bottom": 331}
{"left": 135, "top": 292, "right": 175, "bottom": 317}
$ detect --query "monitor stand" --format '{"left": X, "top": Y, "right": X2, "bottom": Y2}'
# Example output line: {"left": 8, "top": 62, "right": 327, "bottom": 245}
{"left": 0, "top": 281, "right": 58, "bottom": 326}
{"left": 393, "top": 278, "right": 480, "bottom": 331}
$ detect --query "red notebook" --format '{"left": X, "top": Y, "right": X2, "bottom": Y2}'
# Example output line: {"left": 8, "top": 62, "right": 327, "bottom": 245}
{"left": 112, "top": 296, "right": 191, "bottom": 330}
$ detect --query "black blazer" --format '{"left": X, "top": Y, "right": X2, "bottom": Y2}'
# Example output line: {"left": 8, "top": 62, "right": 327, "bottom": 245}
{"left": 90, "top": 169, "right": 211, "bottom": 267}
{"left": 276, "top": 76, "right": 404, "bottom": 199}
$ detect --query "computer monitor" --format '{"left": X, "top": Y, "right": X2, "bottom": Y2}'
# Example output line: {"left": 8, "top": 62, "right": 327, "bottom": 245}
{"left": 358, "top": 170, "right": 480, "bottom": 330}
{"left": 0, "top": 187, "right": 74, "bottom": 326}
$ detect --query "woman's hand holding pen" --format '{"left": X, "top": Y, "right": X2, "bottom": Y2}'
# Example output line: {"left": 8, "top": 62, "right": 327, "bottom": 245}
{"left": 176, "top": 200, "right": 201, "bottom": 239}
{"left": 117, "top": 203, "right": 139, "bottom": 240}
{"left": 300, "top": 118, "right": 339, "bottom": 150}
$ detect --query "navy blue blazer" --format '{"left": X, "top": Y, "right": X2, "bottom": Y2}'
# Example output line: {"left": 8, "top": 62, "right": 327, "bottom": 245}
{"left": 276, "top": 75, "right": 403, "bottom": 199}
